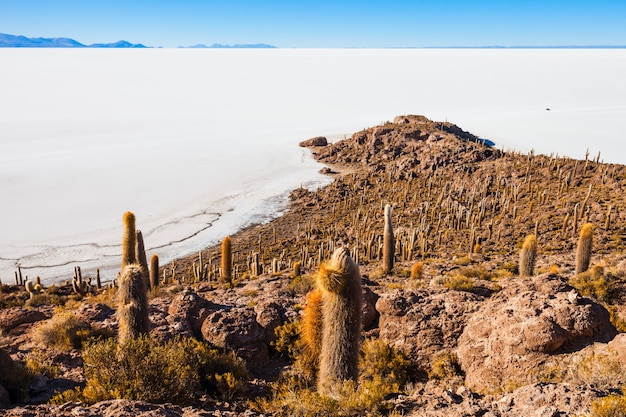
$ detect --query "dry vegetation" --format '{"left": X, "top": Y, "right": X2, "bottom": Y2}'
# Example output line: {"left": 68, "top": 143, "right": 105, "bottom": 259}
{"left": 2, "top": 115, "right": 626, "bottom": 416}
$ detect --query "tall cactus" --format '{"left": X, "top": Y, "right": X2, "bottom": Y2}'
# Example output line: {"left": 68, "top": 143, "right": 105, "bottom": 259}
{"left": 135, "top": 230, "right": 150, "bottom": 286}
{"left": 221, "top": 236, "right": 232, "bottom": 284}
{"left": 121, "top": 211, "right": 136, "bottom": 271}
{"left": 382, "top": 204, "right": 394, "bottom": 274}
{"left": 575, "top": 223, "right": 594, "bottom": 275}
{"left": 149, "top": 254, "right": 159, "bottom": 290}
{"left": 317, "top": 247, "right": 363, "bottom": 395}
{"left": 519, "top": 234, "right": 538, "bottom": 277}
{"left": 117, "top": 264, "right": 150, "bottom": 344}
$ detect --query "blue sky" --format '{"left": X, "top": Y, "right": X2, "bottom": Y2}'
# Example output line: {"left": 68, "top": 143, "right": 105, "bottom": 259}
{"left": 1, "top": 0, "right": 625, "bottom": 47}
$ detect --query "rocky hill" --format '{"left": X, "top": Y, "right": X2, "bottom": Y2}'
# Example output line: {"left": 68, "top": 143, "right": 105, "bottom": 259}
{"left": 2, "top": 115, "right": 626, "bottom": 416}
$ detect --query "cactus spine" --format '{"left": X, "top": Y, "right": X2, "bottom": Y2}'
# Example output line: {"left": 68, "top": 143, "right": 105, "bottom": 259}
{"left": 221, "top": 236, "right": 232, "bottom": 284}
{"left": 382, "top": 204, "right": 394, "bottom": 274}
{"left": 121, "top": 211, "right": 136, "bottom": 271}
{"left": 317, "top": 247, "right": 363, "bottom": 395}
{"left": 117, "top": 264, "right": 150, "bottom": 344}
{"left": 575, "top": 223, "right": 594, "bottom": 275}
{"left": 519, "top": 234, "right": 537, "bottom": 277}
{"left": 150, "top": 254, "right": 159, "bottom": 290}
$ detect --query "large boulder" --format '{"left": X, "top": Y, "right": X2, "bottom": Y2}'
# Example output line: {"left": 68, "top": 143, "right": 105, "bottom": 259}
{"left": 0, "top": 307, "right": 48, "bottom": 335}
{"left": 201, "top": 307, "right": 269, "bottom": 371}
{"left": 376, "top": 288, "right": 483, "bottom": 374}
{"left": 254, "top": 300, "right": 285, "bottom": 345}
{"left": 166, "top": 288, "right": 215, "bottom": 339}
{"left": 457, "top": 273, "right": 617, "bottom": 392}
{"left": 74, "top": 303, "right": 115, "bottom": 326}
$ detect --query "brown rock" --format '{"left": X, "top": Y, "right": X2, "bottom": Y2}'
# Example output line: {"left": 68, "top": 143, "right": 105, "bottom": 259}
{"left": 362, "top": 287, "right": 380, "bottom": 331}
{"left": 494, "top": 382, "right": 602, "bottom": 416}
{"left": 167, "top": 288, "right": 215, "bottom": 338}
{"left": 0, "top": 348, "right": 27, "bottom": 405}
{"left": 457, "top": 273, "right": 617, "bottom": 392}
{"left": 74, "top": 302, "right": 115, "bottom": 324}
{"left": 0, "top": 307, "right": 48, "bottom": 335}
{"left": 299, "top": 136, "right": 328, "bottom": 147}
{"left": 201, "top": 307, "right": 269, "bottom": 371}
{"left": 376, "top": 288, "right": 482, "bottom": 373}
{"left": 254, "top": 300, "right": 285, "bottom": 345}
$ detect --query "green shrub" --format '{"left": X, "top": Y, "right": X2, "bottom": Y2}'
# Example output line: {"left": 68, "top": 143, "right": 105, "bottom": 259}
{"left": 50, "top": 335, "right": 247, "bottom": 405}
{"left": 569, "top": 265, "right": 613, "bottom": 304}
{"left": 255, "top": 338, "right": 407, "bottom": 416}
{"left": 25, "top": 349, "right": 61, "bottom": 378}
{"left": 443, "top": 275, "right": 475, "bottom": 293}
{"left": 456, "top": 265, "right": 494, "bottom": 281}
{"left": 272, "top": 319, "right": 301, "bottom": 359}
{"left": 428, "top": 351, "right": 462, "bottom": 380}
{"left": 34, "top": 311, "right": 97, "bottom": 350}
{"left": 591, "top": 393, "right": 626, "bottom": 417}
{"left": 360, "top": 338, "right": 409, "bottom": 388}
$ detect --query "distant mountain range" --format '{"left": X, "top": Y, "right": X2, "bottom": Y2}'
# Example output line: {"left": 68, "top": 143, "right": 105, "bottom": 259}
{"left": 0, "top": 33, "right": 147, "bottom": 48}
{"left": 0, "top": 33, "right": 276, "bottom": 48}
{"left": 185, "top": 43, "right": 276, "bottom": 49}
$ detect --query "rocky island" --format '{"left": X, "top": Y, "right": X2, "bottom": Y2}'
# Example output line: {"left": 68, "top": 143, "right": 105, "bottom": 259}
{"left": 1, "top": 115, "right": 625, "bottom": 416}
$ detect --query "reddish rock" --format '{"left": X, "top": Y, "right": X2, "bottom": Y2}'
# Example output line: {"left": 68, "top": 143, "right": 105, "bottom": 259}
{"left": 362, "top": 287, "right": 380, "bottom": 331}
{"left": 299, "top": 136, "right": 328, "bottom": 147}
{"left": 201, "top": 307, "right": 269, "bottom": 371}
{"left": 0, "top": 307, "right": 48, "bottom": 335}
{"left": 74, "top": 303, "right": 115, "bottom": 324}
{"left": 376, "top": 288, "right": 482, "bottom": 374}
{"left": 254, "top": 300, "right": 284, "bottom": 345}
{"left": 457, "top": 273, "right": 617, "bottom": 392}
{"left": 167, "top": 288, "right": 215, "bottom": 338}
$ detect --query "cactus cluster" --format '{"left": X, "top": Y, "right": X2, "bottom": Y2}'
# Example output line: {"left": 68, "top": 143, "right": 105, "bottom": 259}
{"left": 25, "top": 276, "right": 43, "bottom": 299}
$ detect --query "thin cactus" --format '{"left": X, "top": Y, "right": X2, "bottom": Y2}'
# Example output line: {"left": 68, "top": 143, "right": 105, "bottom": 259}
{"left": 72, "top": 266, "right": 89, "bottom": 295}
{"left": 519, "top": 234, "right": 538, "bottom": 277}
{"left": 221, "top": 236, "right": 233, "bottom": 285}
{"left": 301, "top": 288, "right": 323, "bottom": 372}
{"left": 121, "top": 211, "right": 136, "bottom": 271}
{"left": 135, "top": 230, "right": 150, "bottom": 287}
{"left": 382, "top": 204, "right": 394, "bottom": 274}
{"left": 150, "top": 254, "right": 159, "bottom": 290}
{"left": 575, "top": 223, "right": 594, "bottom": 275}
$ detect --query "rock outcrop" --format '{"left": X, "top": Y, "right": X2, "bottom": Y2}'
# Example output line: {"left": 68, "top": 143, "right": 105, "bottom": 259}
{"left": 377, "top": 288, "right": 483, "bottom": 375}
{"left": 457, "top": 273, "right": 617, "bottom": 392}
{"left": 201, "top": 307, "right": 269, "bottom": 371}
{"left": 299, "top": 136, "right": 328, "bottom": 147}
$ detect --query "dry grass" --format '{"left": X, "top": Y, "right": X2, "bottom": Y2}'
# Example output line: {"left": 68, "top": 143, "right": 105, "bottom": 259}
{"left": 590, "top": 392, "right": 626, "bottom": 417}
{"left": 50, "top": 335, "right": 247, "bottom": 405}
{"left": 257, "top": 335, "right": 408, "bottom": 416}
{"left": 34, "top": 311, "right": 102, "bottom": 351}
